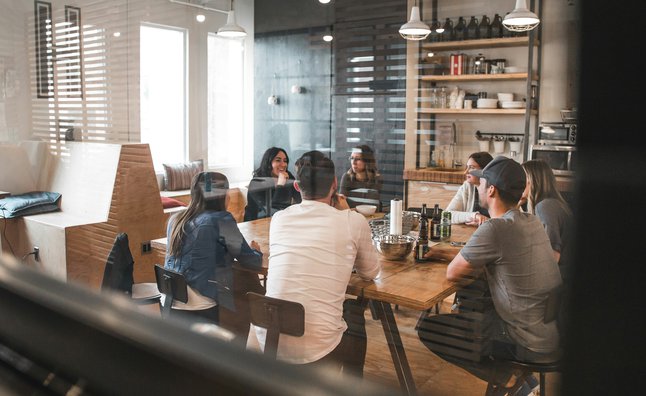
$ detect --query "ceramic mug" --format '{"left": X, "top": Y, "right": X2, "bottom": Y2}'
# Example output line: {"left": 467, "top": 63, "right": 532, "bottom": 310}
{"left": 464, "top": 99, "right": 473, "bottom": 109}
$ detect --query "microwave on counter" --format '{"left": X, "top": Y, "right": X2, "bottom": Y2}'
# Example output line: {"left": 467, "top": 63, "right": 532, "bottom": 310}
{"left": 529, "top": 145, "right": 577, "bottom": 177}
{"left": 538, "top": 122, "right": 577, "bottom": 145}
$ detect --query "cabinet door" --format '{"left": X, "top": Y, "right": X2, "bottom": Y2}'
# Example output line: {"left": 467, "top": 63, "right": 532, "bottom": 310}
{"left": 405, "top": 181, "right": 460, "bottom": 210}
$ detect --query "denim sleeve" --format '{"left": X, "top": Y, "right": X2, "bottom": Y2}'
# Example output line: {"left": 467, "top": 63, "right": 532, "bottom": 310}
{"left": 219, "top": 216, "right": 263, "bottom": 271}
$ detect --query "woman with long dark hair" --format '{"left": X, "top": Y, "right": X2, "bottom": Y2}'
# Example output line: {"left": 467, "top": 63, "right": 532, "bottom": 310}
{"left": 339, "top": 145, "right": 383, "bottom": 208}
{"left": 521, "top": 159, "right": 573, "bottom": 278}
{"left": 165, "top": 172, "right": 263, "bottom": 342}
{"left": 445, "top": 151, "right": 494, "bottom": 225}
{"left": 244, "top": 147, "right": 301, "bottom": 221}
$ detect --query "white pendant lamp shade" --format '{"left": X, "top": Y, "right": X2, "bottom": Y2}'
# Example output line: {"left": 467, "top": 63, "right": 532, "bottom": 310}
{"left": 217, "top": 9, "right": 247, "bottom": 38}
{"left": 399, "top": 5, "right": 431, "bottom": 41}
{"left": 502, "top": 0, "right": 540, "bottom": 32}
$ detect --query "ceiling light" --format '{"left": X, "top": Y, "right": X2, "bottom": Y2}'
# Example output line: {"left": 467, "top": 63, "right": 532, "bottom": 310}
{"left": 319, "top": 0, "right": 331, "bottom": 4}
{"left": 217, "top": 1, "right": 246, "bottom": 38}
{"left": 323, "top": 34, "right": 333, "bottom": 42}
{"left": 399, "top": 3, "right": 431, "bottom": 41}
{"left": 168, "top": 0, "right": 246, "bottom": 38}
{"left": 502, "top": 0, "right": 540, "bottom": 32}
{"left": 196, "top": 14, "right": 205, "bottom": 23}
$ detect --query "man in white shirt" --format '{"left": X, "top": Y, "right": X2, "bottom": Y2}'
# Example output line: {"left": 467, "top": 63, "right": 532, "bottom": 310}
{"left": 254, "top": 150, "right": 381, "bottom": 378}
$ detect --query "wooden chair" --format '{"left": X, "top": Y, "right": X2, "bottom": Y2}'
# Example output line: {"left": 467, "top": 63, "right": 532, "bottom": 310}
{"left": 484, "top": 285, "right": 564, "bottom": 396}
{"left": 247, "top": 292, "right": 304, "bottom": 359}
{"left": 154, "top": 264, "right": 188, "bottom": 319}
{"left": 101, "top": 233, "right": 161, "bottom": 305}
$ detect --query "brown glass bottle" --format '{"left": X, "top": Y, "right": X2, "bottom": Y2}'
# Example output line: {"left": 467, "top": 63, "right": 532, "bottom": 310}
{"left": 430, "top": 204, "right": 442, "bottom": 242}
{"left": 478, "top": 14, "right": 491, "bottom": 39}
{"left": 466, "top": 16, "right": 479, "bottom": 40}
{"left": 454, "top": 17, "right": 466, "bottom": 41}
{"left": 490, "top": 13, "right": 503, "bottom": 38}
{"left": 416, "top": 204, "right": 429, "bottom": 260}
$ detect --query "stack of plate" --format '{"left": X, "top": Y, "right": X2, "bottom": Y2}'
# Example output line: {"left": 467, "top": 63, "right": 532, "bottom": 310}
{"left": 500, "top": 101, "right": 525, "bottom": 109}
{"left": 476, "top": 98, "right": 498, "bottom": 109}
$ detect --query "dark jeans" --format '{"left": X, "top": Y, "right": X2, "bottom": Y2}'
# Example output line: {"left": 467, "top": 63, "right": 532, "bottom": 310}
{"left": 302, "top": 298, "right": 368, "bottom": 379}
{"left": 418, "top": 310, "right": 560, "bottom": 385}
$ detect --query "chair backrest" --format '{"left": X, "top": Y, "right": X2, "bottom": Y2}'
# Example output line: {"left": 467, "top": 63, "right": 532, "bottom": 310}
{"left": 101, "top": 232, "right": 134, "bottom": 294}
{"left": 247, "top": 292, "right": 304, "bottom": 360}
{"left": 154, "top": 264, "right": 189, "bottom": 318}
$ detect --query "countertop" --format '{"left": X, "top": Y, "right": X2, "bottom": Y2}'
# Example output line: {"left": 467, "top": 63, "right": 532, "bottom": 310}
{"left": 404, "top": 168, "right": 576, "bottom": 192}
{"left": 403, "top": 168, "right": 465, "bottom": 184}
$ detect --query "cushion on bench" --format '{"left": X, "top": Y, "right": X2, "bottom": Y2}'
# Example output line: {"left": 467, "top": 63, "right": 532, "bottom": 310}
{"left": 161, "top": 196, "right": 187, "bottom": 209}
{"left": 163, "top": 159, "right": 203, "bottom": 191}
{"left": 0, "top": 191, "right": 61, "bottom": 218}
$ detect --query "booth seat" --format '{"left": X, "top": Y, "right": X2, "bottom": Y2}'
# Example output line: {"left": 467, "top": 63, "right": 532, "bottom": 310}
{"left": 0, "top": 141, "right": 166, "bottom": 289}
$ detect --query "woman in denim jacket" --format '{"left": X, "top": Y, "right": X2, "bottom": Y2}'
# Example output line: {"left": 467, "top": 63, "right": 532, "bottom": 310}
{"left": 165, "top": 172, "right": 263, "bottom": 343}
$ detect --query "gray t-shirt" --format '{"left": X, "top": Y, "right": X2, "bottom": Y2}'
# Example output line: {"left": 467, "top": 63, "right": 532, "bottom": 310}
{"left": 535, "top": 198, "right": 573, "bottom": 280}
{"left": 460, "top": 209, "right": 562, "bottom": 353}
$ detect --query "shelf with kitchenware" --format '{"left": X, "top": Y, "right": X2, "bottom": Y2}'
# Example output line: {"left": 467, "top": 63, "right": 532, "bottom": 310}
{"left": 420, "top": 72, "right": 537, "bottom": 82}
{"left": 418, "top": 108, "right": 536, "bottom": 115}
{"left": 422, "top": 36, "right": 539, "bottom": 52}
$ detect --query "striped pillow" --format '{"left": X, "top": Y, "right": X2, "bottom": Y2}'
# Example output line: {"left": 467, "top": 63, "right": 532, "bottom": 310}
{"left": 163, "top": 160, "right": 204, "bottom": 191}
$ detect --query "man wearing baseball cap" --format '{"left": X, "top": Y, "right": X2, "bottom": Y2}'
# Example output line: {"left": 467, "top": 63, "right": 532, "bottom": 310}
{"left": 418, "top": 156, "right": 563, "bottom": 395}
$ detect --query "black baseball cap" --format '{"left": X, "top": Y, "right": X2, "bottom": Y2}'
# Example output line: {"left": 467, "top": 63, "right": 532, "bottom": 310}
{"left": 469, "top": 156, "right": 526, "bottom": 197}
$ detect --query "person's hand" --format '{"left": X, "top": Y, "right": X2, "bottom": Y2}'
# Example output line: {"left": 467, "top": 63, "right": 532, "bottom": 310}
{"left": 250, "top": 240, "right": 262, "bottom": 253}
{"left": 276, "top": 171, "right": 289, "bottom": 186}
{"left": 466, "top": 212, "right": 489, "bottom": 226}
{"left": 332, "top": 193, "right": 350, "bottom": 210}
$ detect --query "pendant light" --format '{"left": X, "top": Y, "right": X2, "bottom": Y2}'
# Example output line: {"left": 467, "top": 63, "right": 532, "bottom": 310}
{"left": 502, "top": 0, "right": 540, "bottom": 32}
{"left": 217, "top": 0, "right": 246, "bottom": 38}
{"left": 399, "top": 1, "right": 431, "bottom": 41}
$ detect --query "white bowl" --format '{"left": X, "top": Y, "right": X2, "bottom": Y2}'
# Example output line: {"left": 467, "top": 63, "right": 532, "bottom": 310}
{"left": 477, "top": 98, "right": 498, "bottom": 109}
{"left": 356, "top": 204, "right": 377, "bottom": 216}
{"left": 497, "top": 93, "right": 514, "bottom": 102}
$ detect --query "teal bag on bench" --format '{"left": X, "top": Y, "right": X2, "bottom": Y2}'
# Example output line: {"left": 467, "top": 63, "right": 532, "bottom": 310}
{"left": 0, "top": 191, "right": 61, "bottom": 218}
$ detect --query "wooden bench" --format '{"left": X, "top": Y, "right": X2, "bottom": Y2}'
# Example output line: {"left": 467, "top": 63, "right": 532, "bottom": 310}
{"left": 0, "top": 141, "right": 166, "bottom": 289}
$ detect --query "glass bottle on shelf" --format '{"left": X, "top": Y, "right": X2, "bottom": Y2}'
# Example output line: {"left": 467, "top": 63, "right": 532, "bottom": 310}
{"left": 490, "top": 13, "right": 503, "bottom": 38}
{"left": 478, "top": 14, "right": 491, "bottom": 39}
{"left": 429, "top": 87, "right": 439, "bottom": 109}
{"left": 439, "top": 87, "right": 448, "bottom": 109}
{"left": 441, "top": 18, "right": 454, "bottom": 41}
{"left": 454, "top": 17, "right": 466, "bottom": 41}
{"left": 466, "top": 16, "right": 479, "bottom": 40}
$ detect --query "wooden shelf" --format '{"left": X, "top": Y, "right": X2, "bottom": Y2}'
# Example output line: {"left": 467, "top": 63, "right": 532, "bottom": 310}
{"left": 418, "top": 108, "right": 537, "bottom": 115}
{"left": 420, "top": 73, "right": 535, "bottom": 82}
{"left": 422, "top": 36, "right": 538, "bottom": 51}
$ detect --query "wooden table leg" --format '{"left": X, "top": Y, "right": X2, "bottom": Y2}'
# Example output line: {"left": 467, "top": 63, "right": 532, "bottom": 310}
{"left": 369, "top": 300, "right": 417, "bottom": 396}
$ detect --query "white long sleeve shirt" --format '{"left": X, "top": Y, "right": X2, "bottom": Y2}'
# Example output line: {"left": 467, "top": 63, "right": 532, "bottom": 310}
{"left": 446, "top": 180, "right": 479, "bottom": 224}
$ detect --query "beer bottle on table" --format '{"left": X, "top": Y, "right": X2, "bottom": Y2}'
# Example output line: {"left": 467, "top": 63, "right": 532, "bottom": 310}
{"left": 416, "top": 204, "right": 429, "bottom": 261}
{"left": 430, "top": 204, "right": 442, "bottom": 242}
{"left": 440, "top": 210, "right": 452, "bottom": 241}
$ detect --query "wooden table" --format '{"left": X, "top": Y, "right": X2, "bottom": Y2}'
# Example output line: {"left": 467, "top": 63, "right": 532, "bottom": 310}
{"left": 151, "top": 216, "right": 474, "bottom": 395}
